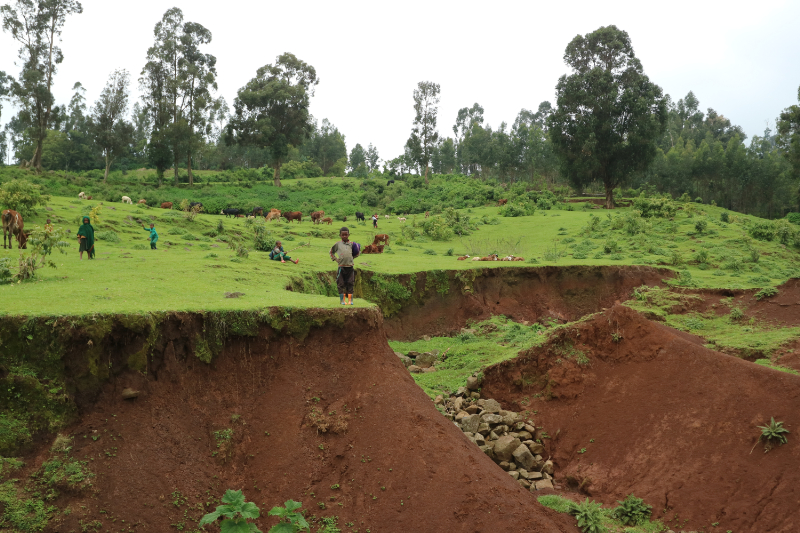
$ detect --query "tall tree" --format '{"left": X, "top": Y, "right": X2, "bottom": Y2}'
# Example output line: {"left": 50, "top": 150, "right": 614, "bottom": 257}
{"left": 226, "top": 53, "right": 318, "bottom": 187}
{"left": 365, "top": 143, "right": 379, "bottom": 172}
{"left": 777, "top": 85, "right": 800, "bottom": 182}
{"left": 452, "top": 102, "right": 484, "bottom": 174}
{"left": 349, "top": 143, "right": 366, "bottom": 173}
{"left": 548, "top": 25, "right": 667, "bottom": 208}
{"left": 406, "top": 81, "right": 440, "bottom": 184}
{"left": 302, "top": 118, "right": 346, "bottom": 175}
{"left": 62, "top": 81, "right": 92, "bottom": 172}
{"left": 89, "top": 69, "right": 134, "bottom": 181}
{"left": 0, "top": 70, "right": 10, "bottom": 121}
{"left": 1, "top": 0, "right": 82, "bottom": 172}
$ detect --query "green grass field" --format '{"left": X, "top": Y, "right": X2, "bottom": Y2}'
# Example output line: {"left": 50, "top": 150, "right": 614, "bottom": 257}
{"left": 2, "top": 184, "right": 799, "bottom": 317}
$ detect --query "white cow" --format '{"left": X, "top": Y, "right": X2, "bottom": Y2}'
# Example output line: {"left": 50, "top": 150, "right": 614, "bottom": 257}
{"left": 398, "top": 217, "right": 407, "bottom": 222}
{"left": 121, "top": 196, "right": 132, "bottom": 204}
{"left": 78, "top": 192, "right": 87, "bottom": 199}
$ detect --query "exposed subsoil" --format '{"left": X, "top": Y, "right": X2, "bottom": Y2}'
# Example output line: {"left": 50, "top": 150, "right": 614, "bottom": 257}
{"left": 35, "top": 308, "right": 577, "bottom": 533}
{"left": 384, "top": 265, "right": 671, "bottom": 340}
{"left": 480, "top": 305, "right": 800, "bottom": 533}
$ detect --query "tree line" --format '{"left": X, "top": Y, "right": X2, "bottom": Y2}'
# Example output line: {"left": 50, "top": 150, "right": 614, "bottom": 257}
{"left": 1, "top": 2, "right": 799, "bottom": 217}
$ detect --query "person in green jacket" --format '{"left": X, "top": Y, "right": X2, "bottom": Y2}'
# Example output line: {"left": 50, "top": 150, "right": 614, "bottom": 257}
{"left": 143, "top": 223, "right": 158, "bottom": 249}
{"left": 270, "top": 241, "right": 299, "bottom": 264}
{"left": 77, "top": 216, "right": 95, "bottom": 260}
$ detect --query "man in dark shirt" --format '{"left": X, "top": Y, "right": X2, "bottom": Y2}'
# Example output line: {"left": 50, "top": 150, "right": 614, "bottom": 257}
{"left": 329, "top": 227, "right": 358, "bottom": 305}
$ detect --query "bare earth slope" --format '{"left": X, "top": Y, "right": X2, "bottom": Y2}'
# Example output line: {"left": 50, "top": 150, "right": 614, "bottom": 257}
{"left": 481, "top": 305, "right": 800, "bottom": 533}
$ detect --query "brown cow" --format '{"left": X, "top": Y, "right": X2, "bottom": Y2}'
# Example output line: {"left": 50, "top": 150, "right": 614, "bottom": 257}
{"left": 372, "top": 234, "right": 389, "bottom": 247}
{"left": 311, "top": 210, "right": 324, "bottom": 224}
{"left": 376, "top": 244, "right": 384, "bottom": 253}
{"left": 161, "top": 202, "right": 173, "bottom": 209}
{"left": 282, "top": 211, "right": 302, "bottom": 223}
{"left": 86, "top": 195, "right": 93, "bottom": 200}
{"left": 361, "top": 244, "right": 378, "bottom": 254}
{"left": 425, "top": 211, "right": 430, "bottom": 218}
{"left": 457, "top": 255, "right": 470, "bottom": 260}
{"left": 321, "top": 217, "right": 332, "bottom": 225}
{"left": 2, "top": 209, "right": 26, "bottom": 249}
{"left": 497, "top": 199, "right": 508, "bottom": 206}
{"left": 138, "top": 199, "right": 147, "bottom": 204}
{"left": 266, "top": 209, "right": 281, "bottom": 221}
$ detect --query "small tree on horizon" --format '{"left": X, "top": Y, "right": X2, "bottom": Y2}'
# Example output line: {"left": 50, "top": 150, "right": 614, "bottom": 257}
{"left": 89, "top": 69, "right": 134, "bottom": 182}
{"left": 406, "top": 81, "right": 440, "bottom": 184}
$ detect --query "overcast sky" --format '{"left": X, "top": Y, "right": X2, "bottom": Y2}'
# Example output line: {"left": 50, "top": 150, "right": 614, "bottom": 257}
{"left": 2, "top": 0, "right": 799, "bottom": 163}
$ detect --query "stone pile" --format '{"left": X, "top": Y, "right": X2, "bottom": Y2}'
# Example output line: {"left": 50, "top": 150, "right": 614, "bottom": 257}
{"left": 395, "top": 350, "right": 440, "bottom": 374}
{"left": 433, "top": 374, "right": 559, "bottom": 493}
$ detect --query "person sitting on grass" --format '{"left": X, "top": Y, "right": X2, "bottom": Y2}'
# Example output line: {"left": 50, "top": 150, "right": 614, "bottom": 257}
{"left": 77, "top": 216, "right": 95, "bottom": 260}
{"left": 270, "top": 241, "right": 299, "bottom": 264}
{"left": 142, "top": 222, "right": 158, "bottom": 249}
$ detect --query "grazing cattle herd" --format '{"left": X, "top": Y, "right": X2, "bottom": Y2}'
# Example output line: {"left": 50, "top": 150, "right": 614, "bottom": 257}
{"left": 66, "top": 193, "right": 524, "bottom": 262}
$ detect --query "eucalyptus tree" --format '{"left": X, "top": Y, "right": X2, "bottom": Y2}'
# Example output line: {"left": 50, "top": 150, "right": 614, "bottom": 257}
{"left": 406, "top": 81, "right": 440, "bottom": 184}
{"left": 302, "top": 118, "right": 346, "bottom": 175}
{"left": 1, "top": 0, "right": 83, "bottom": 172}
{"left": 777, "top": 86, "right": 800, "bottom": 182}
{"left": 140, "top": 7, "right": 217, "bottom": 186}
{"left": 548, "top": 25, "right": 667, "bottom": 208}
{"left": 89, "top": 69, "right": 134, "bottom": 182}
{"left": 452, "top": 102, "right": 484, "bottom": 174}
{"left": 226, "top": 53, "right": 318, "bottom": 187}
{"left": 366, "top": 143, "right": 380, "bottom": 172}
{"left": 0, "top": 71, "right": 10, "bottom": 120}
{"left": 349, "top": 143, "right": 366, "bottom": 173}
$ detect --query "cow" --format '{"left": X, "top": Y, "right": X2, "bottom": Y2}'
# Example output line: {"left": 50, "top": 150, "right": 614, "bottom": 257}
{"left": 361, "top": 244, "right": 378, "bottom": 254}
{"left": 342, "top": 216, "right": 347, "bottom": 222}
{"left": 479, "top": 254, "right": 499, "bottom": 261}
{"left": 355, "top": 212, "right": 365, "bottom": 223}
{"left": 457, "top": 255, "right": 470, "bottom": 260}
{"left": 78, "top": 192, "right": 86, "bottom": 199}
{"left": 387, "top": 179, "right": 395, "bottom": 186}
{"left": 221, "top": 208, "right": 241, "bottom": 217}
{"left": 86, "top": 195, "right": 93, "bottom": 200}
{"left": 373, "top": 234, "right": 389, "bottom": 247}
{"left": 321, "top": 217, "right": 332, "bottom": 225}
{"left": 266, "top": 209, "right": 281, "bottom": 221}
{"left": 121, "top": 196, "right": 132, "bottom": 204}
{"left": 497, "top": 199, "right": 508, "bottom": 206}
{"left": 138, "top": 199, "right": 147, "bottom": 205}
{"left": 376, "top": 244, "right": 384, "bottom": 253}
{"left": 161, "top": 202, "right": 173, "bottom": 209}
{"left": 384, "top": 214, "right": 390, "bottom": 219}
{"left": 512, "top": 257, "right": 524, "bottom": 261}
{"left": 2, "top": 210, "right": 26, "bottom": 249}
{"left": 190, "top": 202, "right": 203, "bottom": 210}
{"left": 251, "top": 206, "right": 264, "bottom": 216}
{"left": 311, "top": 210, "right": 324, "bottom": 224}
{"left": 425, "top": 211, "right": 429, "bottom": 218}
{"left": 397, "top": 217, "right": 407, "bottom": 222}
{"left": 282, "top": 211, "right": 302, "bottom": 223}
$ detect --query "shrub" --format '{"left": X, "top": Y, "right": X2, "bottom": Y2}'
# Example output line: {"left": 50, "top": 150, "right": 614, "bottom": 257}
{"left": 499, "top": 202, "right": 536, "bottom": 217}
{"left": 95, "top": 230, "right": 120, "bottom": 243}
{"left": 569, "top": 498, "right": 607, "bottom": 533}
{"left": 774, "top": 219, "right": 796, "bottom": 245}
{"left": 755, "top": 287, "right": 778, "bottom": 300}
{"left": 730, "top": 307, "right": 744, "bottom": 321}
{"left": 421, "top": 216, "right": 454, "bottom": 241}
{"left": 602, "top": 239, "right": 620, "bottom": 254}
{"left": 423, "top": 249, "right": 436, "bottom": 255}
{"left": 633, "top": 194, "right": 677, "bottom": 218}
{"left": 199, "top": 489, "right": 264, "bottom": 532}
{"left": 720, "top": 211, "right": 730, "bottom": 223}
{"left": 756, "top": 417, "right": 789, "bottom": 453}
{"left": 265, "top": 499, "right": 310, "bottom": 533}
{"left": 0, "top": 179, "right": 51, "bottom": 217}
{"left": 445, "top": 248, "right": 453, "bottom": 256}
{"left": 786, "top": 212, "right": 800, "bottom": 225}
{"left": 613, "top": 494, "right": 652, "bottom": 526}
{"left": 748, "top": 220, "right": 776, "bottom": 241}
{"left": 693, "top": 249, "right": 709, "bottom": 264}
{"left": 694, "top": 219, "right": 708, "bottom": 234}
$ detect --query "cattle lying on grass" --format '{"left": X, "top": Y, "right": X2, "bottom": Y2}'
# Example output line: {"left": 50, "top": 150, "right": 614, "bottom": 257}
{"left": 161, "top": 202, "right": 173, "bottom": 209}
{"left": 138, "top": 199, "right": 147, "bottom": 204}
{"left": 457, "top": 255, "right": 470, "bottom": 260}
{"left": 2, "top": 209, "right": 26, "bottom": 249}
{"left": 121, "top": 196, "right": 132, "bottom": 204}
{"left": 472, "top": 254, "right": 499, "bottom": 261}
{"left": 321, "top": 217, "right": 332, "bottom": 225}
{"left": 311, "top": 210, "right": 324, "bottom": 224}
{"left": 221, "top": 208, "right": 241, "bottom": 217}
{"left": 500, "top": 255, "right": 525, "bottom": 261}
{"left": 282, "top": 211, "right": 302, "bottom": 223}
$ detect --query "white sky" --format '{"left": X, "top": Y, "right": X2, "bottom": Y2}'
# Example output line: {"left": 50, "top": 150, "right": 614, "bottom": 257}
{"left": 2, "top": 0, "right": 799, "bottom": 163}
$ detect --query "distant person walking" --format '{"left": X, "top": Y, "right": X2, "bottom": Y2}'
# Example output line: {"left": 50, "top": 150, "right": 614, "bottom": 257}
{"left": 330, "top": 226, "right": 360, "bottom": 305}
{"left": 372, "top": 213, "right": 378, "bottom": 229}
{"left": 143, "top": 223, "right": 158, "bottom": 249}
{"left": 77, "top": 216, "right": 95, "bottom": 260}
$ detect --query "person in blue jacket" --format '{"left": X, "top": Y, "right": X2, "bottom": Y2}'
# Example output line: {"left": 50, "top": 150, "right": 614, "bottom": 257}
{"left": 142, "top": 223, "right": 158, "bottom": 249}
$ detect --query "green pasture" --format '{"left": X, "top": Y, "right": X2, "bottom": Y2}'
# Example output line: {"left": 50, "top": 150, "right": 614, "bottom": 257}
{"left": 1, "top": 186, "right": 800, "bottom": 316}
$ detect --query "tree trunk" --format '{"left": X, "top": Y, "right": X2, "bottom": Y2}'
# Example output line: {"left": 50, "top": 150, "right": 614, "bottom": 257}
{"left": 187, "top": 153, "right": 193, "bottom": 186}
{"left": 424, "top": 164, "right": 429, "bottom": 185}
{"left": 605, "top": 182, "right": 615, "bottom": 209}
{"left": 104, "top": 151, "right": 111, "bottom": 183}
{"left": 31, "top": 137, "right": 44, "bottom": 174}
{"left": 174, "top": 153, "right": 179, "bottom": 186}
{"left": 273, "top": 164, "right": 282, "bottom": 187}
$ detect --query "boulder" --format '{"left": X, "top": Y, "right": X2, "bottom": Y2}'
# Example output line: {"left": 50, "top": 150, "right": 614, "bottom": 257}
{"left": 512, "top": 444, "right": 536, "bottom": 470}
{"left": 476, "top": 399, "right": 486, "bottom": 407}
{"left": 455, "top": 386, "right": 468, "bottom": 397}
{"left": 482, "top": 399, "right": 502, "bottom": 413}
{"left": 527, "top": 442, "right": 546, "bottom": 455}
{"left": 121, "top": 388, "right": 139, "bottom": 400}
{"left": 528, "top": 471, "right": 543, "bottom": 481}
{"left": 407, "top": 350, "right": 422, "bottom": 358}
{"left": 474, "top": 433, "right": 486, "bottom": 446}
{"left": 415, "top": 352, "right": 438, "bottom": 368}
{"left": 541, "top": 460, "right": 555, "bottom": 475}
{"left": 422, "top": 335, "right": 431, "bottom": 341}
{"left": 477, "top": 423, "right": 491, "bottom": 436}
{"left": 488, "top": 431, "right": 499, "bottom": 441}
{"left": 470, "top": 392, "right": 480, "bottom": 400}
{"left": 494, "top": 424, "right": 509, "bottom": 435}
{"left": 422, "top": 367, "right": 437, "bottom": 373}
{"left": 518, "top": 479, "right": 531, "bottom": 489}
{"left": 524, "top": 424, "right": 536, "bottom": 434}
{"left": 508, "top": 471, "right": 520, "bottom": 481}
{"left": 434, "top": 395, "right": 444, "bottom": 405}
{"left": 408, "top": 365, "right": 422, "bottom": 373}
{"left": 460, "top": 414, "right": 481, "bottom": 434}
{"left": 533, "top": 479, "right": 554, "bottom": 491}
{"left": 455, "top": 411, "right": 469, "bottom": 423}
{"left": 480, "top": 413, "right": 503, "bottom": 425}
{"left": 479, "top": 445, "right": 495, "bottom": 459}
{"left": 498, "top": 461, "right": 512, "bottom": 471}
{"left": 453, "top": 397, "right": 464, "bottom": 411}
{"left": 493, "top": 435, "right": 522, "bottom": 462}
{"left": 465, "top": 405, "right": 480, "bottom": 415}
{"left": 502, "top": 413, "right": 521, "bottom": 426}
{"left": 466, "top": 375, "right": 483, "bottom": 390}
{"left": 516, "top": 430, "right": 533, "bottom": 440}
{"left": 395, "top": 352, "right": 413, "bottom": 367}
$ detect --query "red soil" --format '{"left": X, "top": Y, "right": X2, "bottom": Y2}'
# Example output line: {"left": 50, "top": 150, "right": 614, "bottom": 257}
{"left": 384, "top": 266, "right": 671, "bottom": 340}
{"left": 39, "top": 309, "right": 577, "bottom": 532}
{"left": 481, "top": 305, "right": 800, "bottom": 533}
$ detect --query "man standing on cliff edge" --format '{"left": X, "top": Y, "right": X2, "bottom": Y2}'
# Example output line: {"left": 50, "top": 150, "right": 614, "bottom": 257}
{"left": 330, "top": 227, "right": 360, "bottom": 305}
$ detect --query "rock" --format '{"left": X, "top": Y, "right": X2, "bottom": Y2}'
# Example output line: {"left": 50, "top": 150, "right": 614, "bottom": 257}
{"left": 479, "top": 445, "right": 495, "bottom": 458}
{"left": 470, "top": 392, "right": 480, "bottom": 399}
{"left": 488, "top": 431, "right": 499, "bottom": 440}
{"left": 474, "top": 433, "right": 485, "bottom": 446}
{"left": 395, "top": 352, "right": 413, "bottom": 367}
{"left": 528, "top": 442, "right": 546, "bottom": 455}
{"left": 508, "top": 471, "right": 520, "bottom": 480}
{"left": 482, "top": 399, "right": 502, "bottom": 413}
{"left": 498, "top": 461, "right": 512, "bottom": 471}
{"left": 121, "top": 388, "right": 139, "bottom": 400}
{"left": 460, "top": 414, "right": 481, "bottom": 433}
{"left": 422, "top": 367, "right": 437, "bottom": 373}
{"left": 455, "top": 387, "right": 468, "bottom": 397}
{"left": 453, "top": 397, "right": 464, "bottom": 411}
{"left": 528, "top": 471, "right": 543, "bottom": 481}
{"left": 512, "top": 444, "right": 536, "bottom": 470}
{"left": 434, "top": 395, "right": 444, "bottom": 405}
{"left": 493, "top": 435, "right": 522, "bottom": 462}
{"left": 444, "top": 413, "right": 454, "bottom": 421}
{"left": 415, "top": 352, "right": 437, "bottom": 368}
{"left": 494, "top": 424, "right": 509, "bottom": 435}
{"left": 517, "top": 430, "right": 533, "bottom": 440}
{"left": 524, "top": 424, "right": 536, "bottom": 434}
{"left": 477, "top": 423, "right": 491, "bottom": 436}
{"left": 466, "top": 375, "right": 483, "bottom": 390}
{"left": 422, "top": 335, "right": 431, "bottom": 341}
{"left": 476, "top": 399, "right": 486, "bottom": 407}
{"left": 543, "top": 472, "right": 552, "bottom": 481}
{"left": 408, "top": 365, "right": 422, "bottom": 373}
{"left": 461, "top": 327, "right": 477, "bottom": 334}
{"left": 533, "top": 479, "right": 554, "bottom": 491}
{"left": 541, "top": 460, "right": 555, "bottom": 475}
{"left": 455, "top": 411, "right": 469, "bottom": 423}
{"left": 502, "top": 413, "right": 521, "bottom": 426}
{"left": 407, "top": 350, "right": 422, "bottom": 358}
{"left": 465, "top": 404, "right": 480, "bottom": 414}
{"left": 519, "top": 479, "right": 531, "bottom": 489}
{"left": 513, "top": 421, "right": 526, "bottom": 431}
{"left": 480, "top": 413, "right": 503, "bottom": 425}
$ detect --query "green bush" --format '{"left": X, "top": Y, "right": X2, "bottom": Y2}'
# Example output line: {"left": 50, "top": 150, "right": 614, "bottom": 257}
{"left": 499, "top": 202, "right": 536, "bottom": 217}
{"left": 569, "top": 498, "right": 607, "bottom": 533}
{"left": 200, "top": 489, "right": 264, "bottom": 532}
{"left": 755, "top": 287, "right": 778, "bottom": 300}
{"left": 785, "top": 212, "right": 800, "bottom": 224}
{"left": 94, "top": 230, "right": 120, "bottom": 243}
{"left": 633, "top": 194, "right": 677, "bottom": 218}
{"left": 748, "top": 220, "right": 776, "bottom": 241}
{"left": 774, "top": 219, "right": 796, "bottom": 245}
{"left": 0, "top": 179, "right": 51, "bottom": 217}
{"left": 694, "top": 219, "right": 708, "bottom": 234}
{"left": 757, "top": 417, "right": 789, "bottom": 453}
{"left": 613, "top": 494, "right": 652, "bottom": 526}
{"left": 720, "top": 211, "right": 730, "bottom": 223}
